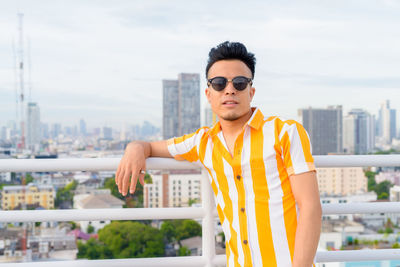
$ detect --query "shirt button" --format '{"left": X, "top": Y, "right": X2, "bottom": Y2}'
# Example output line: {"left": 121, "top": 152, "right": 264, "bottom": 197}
{"left": 236, "top": 175, "right": 241, "bottom": 180}
{"left": 241, "top": 208, "right": 245, "bottom": 213}
{"left": 243, "top": 240, "right": 248, "bottom": 245}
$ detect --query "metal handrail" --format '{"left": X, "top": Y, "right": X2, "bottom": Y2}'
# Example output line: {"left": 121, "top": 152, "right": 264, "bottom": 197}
{"left": 1, "top": 155, "right": 400, "bottom": 266}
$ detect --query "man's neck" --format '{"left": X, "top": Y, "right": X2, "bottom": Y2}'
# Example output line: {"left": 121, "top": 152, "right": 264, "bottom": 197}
{"left": 219, "top": 108, "right": 254, "bottom": 137}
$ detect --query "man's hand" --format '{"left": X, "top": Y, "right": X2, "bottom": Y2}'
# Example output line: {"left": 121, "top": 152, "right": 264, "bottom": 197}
{"left": 115, "top": 142, "right": 148, "bottom": 196}
{"left": 115, "top": 140, "right": 172, "bottom": 196}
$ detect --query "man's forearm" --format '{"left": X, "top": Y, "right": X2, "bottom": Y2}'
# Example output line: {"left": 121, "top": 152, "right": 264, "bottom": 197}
{"left": 292, "top": 204, "right": 322, "bottom": 267}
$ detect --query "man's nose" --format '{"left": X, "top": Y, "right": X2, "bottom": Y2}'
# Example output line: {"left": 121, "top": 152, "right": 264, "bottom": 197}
{"left": 224, "top": 81, "right": 236, "bottom": 94}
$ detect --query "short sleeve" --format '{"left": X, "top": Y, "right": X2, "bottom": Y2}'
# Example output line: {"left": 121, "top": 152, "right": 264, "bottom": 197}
{"left": 278, "top": 119, "right": 316, "bottom": 177}
{"left": 167, "top": 127, "right": 207, "bottom": 163}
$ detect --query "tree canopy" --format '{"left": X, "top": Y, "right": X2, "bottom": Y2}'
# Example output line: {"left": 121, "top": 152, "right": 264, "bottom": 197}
{"left": 77, "top": 221, "right": 164, "bottom": 259}
{"left": 160, "top": 219, "right": 202, "bottom": 243}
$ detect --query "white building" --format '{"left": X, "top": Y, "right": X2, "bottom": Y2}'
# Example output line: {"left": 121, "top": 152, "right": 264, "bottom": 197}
{"left": 0, "top": 172, "right": 11, "bottom": 182}
{"left": 390, "top": 185, "right": 400, "bottom": 202}
{"left": 375, "top": 171, "right": 400, "bottom": 185}
{"left": 377, "top": 100, "right": 396, "bottom": 146}
{"left": 317, "top": 167, "right": 367, "bottom": 196}
{"left": 73, "top": 191, "right": 124, "bottom": 232}
{"left": 34, "top": 173, "right": 74, "bottom": 190}
{"left": 26, "top": 102, "right": 41, "bottom": 152}
{"left": 144, "top": 171, "right": 202, "bottom": 208}
{"left": 343, "top": 109, "right": 375, "bottom": 154}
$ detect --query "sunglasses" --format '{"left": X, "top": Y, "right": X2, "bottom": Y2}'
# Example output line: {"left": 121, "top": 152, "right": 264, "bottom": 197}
{"left": 207, "top": 76, "right": 253, "bottom": 91}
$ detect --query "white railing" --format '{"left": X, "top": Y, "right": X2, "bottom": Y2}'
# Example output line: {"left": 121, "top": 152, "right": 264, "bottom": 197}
{"left": 0, "top": 155, "right": 400, "bottom": 266}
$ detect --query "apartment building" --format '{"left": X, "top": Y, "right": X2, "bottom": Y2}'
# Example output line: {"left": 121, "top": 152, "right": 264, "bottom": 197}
{"left": 144, "top": 171, "right": 201, "bottom": 208}
{"left": 1, "top": 184, "right": 55, "bottom": 210}
{"left": 317, "top": 167, "right": 367, "bottom": 196}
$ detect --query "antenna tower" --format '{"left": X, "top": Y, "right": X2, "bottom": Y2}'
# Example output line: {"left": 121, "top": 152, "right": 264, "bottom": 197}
{"left": 17, "top": 13, "right": 25, "bottom": 150}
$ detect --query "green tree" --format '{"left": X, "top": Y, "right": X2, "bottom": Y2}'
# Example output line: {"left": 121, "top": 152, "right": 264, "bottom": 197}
{"left": 103, "top": 174, "right": 152, "bottom": 208}
{"left": 365, "top": 171, "right": 376, "bottom": 191}
{"left": 385, "top": 227, "right": 393, "bottom": 234}
{"left": 160, "top": 220, "right": 176, "bottom": 243}
{"left": 24, "top": 173, "right": 34, "bottom": 184}
{"left": 178, "top": 246, "right": 191, "bottom": 256}
{"left": 77, "top": 238, "right": 113, "bottom": 259}
{"left": 176, "top": 220, "right": 202, "bottom": 241}
{"left": 55, "top": 180, "right": 78, "bottom": 208}
{"left": 77, "top": 221, "right": 164, "bottom": 259}
{"left": 160, "top": 219, "right": 202, "bottom": 244}
{"left": 375, "top": 181, "right": 392, "bottom": 200}
{"left": 87, "top": 224, "right": 95, "bottom": 234}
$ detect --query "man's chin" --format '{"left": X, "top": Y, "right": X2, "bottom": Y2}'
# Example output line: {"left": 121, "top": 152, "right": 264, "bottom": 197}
{"left": 219, "top": 113, "right": 240, "bottom": 121}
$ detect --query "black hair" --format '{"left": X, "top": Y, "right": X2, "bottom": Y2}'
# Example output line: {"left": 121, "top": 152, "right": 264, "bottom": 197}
{"left": 205, "top": 41, "right": 256, "bottom": 78}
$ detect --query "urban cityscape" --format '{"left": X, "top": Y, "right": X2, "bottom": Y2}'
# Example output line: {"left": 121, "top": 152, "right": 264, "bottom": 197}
{"left": 1, "top": 67, "right": 400, "bottom": 265}
{"left": 1, "top": 2, "right": 400, "bottom": 266}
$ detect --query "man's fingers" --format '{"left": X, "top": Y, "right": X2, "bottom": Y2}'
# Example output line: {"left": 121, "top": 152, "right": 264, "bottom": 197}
{"left": 129, "top": 170, "right": 139, "bottom": 195}
{"left": 117, "top": 169, "right": 125, "bottom": 191}
{"left": 122, "top": 170, "right": 131, "bottom": 196}
{"left": 139, "top": 172, "right": 145, "bottom": 186}
{"left": 115, "top": 164, "right": 122, "bottom": 185}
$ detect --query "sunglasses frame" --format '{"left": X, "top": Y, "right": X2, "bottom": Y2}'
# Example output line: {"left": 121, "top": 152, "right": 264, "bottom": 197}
{"left": 207, "top": 76, "right": 253, "bottom": 91}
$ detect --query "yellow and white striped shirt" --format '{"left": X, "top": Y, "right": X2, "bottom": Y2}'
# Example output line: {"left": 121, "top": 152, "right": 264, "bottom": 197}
{"left": 167, "top": 108, "right": 316, "bottom": 267}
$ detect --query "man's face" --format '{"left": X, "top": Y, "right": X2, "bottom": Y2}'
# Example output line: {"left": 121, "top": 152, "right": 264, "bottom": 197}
{"left": 206, "top": 59, "right": 255, "bottom": 122}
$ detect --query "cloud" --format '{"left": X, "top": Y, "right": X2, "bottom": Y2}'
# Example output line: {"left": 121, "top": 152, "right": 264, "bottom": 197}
{"left": 0, "top": 0, "right": 399, "bottom": 129}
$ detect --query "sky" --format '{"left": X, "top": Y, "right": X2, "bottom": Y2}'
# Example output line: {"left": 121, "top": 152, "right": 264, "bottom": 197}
{"left": 0, "top": 0, "right": 399, "bottom": 130}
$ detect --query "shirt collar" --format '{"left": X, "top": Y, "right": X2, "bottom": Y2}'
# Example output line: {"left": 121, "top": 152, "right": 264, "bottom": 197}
{"left": 247, "top": 107, "right": 264, "bottom": 130}
{"left": 207, "top": 107, "right": 264, "bottom": 137}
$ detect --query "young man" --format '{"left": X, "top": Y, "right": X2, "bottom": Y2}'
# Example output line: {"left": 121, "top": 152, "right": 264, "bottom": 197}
{"left": 115, "top": 41, "right": 321, "bottom": 267}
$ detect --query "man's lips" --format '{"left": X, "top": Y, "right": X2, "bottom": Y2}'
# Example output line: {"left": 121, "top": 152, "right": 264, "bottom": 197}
{"left": 222, "top": 100, "right": 238, "bottom": 105}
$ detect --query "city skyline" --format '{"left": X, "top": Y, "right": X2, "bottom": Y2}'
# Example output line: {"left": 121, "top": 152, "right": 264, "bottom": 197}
{"left": 0, "top": 1, "right": 400, "bottom": 129}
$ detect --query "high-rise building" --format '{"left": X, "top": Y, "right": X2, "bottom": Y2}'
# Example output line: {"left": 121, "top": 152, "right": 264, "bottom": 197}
{"left": 343, "top": 109, "right": 375, "bottom": 154}
{"left": 204, "top": 105, "right": 218, "bottom": 127}
{"left": 79, "top": 119, "right": 87, "bottom": 136}
{"left": 298, "top": 105, "right": 342, "bottom": 155}
{"left": 163, "top": 80, "right": 179, "bottom": 139}
{"left": 26, "top": 102, "right": 41, "bottom": 151}
{"left": 1, "top": 126, "right": 11, "bottom": 141}
{"left": 41, "top": 123, "right": 49, "bottom": 139}
{"left": 162, "top": 73, "right": 200, "bottom": 139}
{"left": 51, "top": 123, "right": 62, "bottom": 139}
{"left": 178, "top": 73, "right": 200, "bottom": 135}
{"left": 102, "top": 127, "right": 113, "bottom": 140}
{"left": 377, "top": 100, "right": 396, "bottom": 145}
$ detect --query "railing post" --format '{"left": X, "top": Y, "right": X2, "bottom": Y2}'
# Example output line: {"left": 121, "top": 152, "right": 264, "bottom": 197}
{"left": 201, "top": 169, "right": 216, "bottom": 267}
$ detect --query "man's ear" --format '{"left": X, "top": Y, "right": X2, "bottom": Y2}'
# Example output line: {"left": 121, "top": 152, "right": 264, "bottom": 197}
{"left": 249, "top": 87, "right": 255, "bottom": 101}
{"left": 205, "top": 88, "right": 211, "bottom": 103}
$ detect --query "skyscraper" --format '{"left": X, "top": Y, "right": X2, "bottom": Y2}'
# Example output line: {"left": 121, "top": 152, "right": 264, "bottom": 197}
{"left": 26, "top": 102, "right": 41, "bottom": 152}
{"left": 163, "top": 73, "right": 200, "bottom": 139}
{"left": 163, "top": 80, "right": 179, "bottom": 139}
{"left": 343, "top": 109, "right": 375, "bottom": 154}
{"left": 299, "top": 105, "right": 342, "bottom": 155}
{"left": 79, "top": 119, "right": 87, "bottom": 136}
{"left": 377, "top": 100, "right": 396, "bottom": 145}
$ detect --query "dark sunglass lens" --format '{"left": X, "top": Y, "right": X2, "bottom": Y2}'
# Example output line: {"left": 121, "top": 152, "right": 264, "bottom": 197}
{"left": 233, "top": 77, "right": 248, "bottom": 91}
{"left": 211, "top": 77, "right": 227, "bottom": 91}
